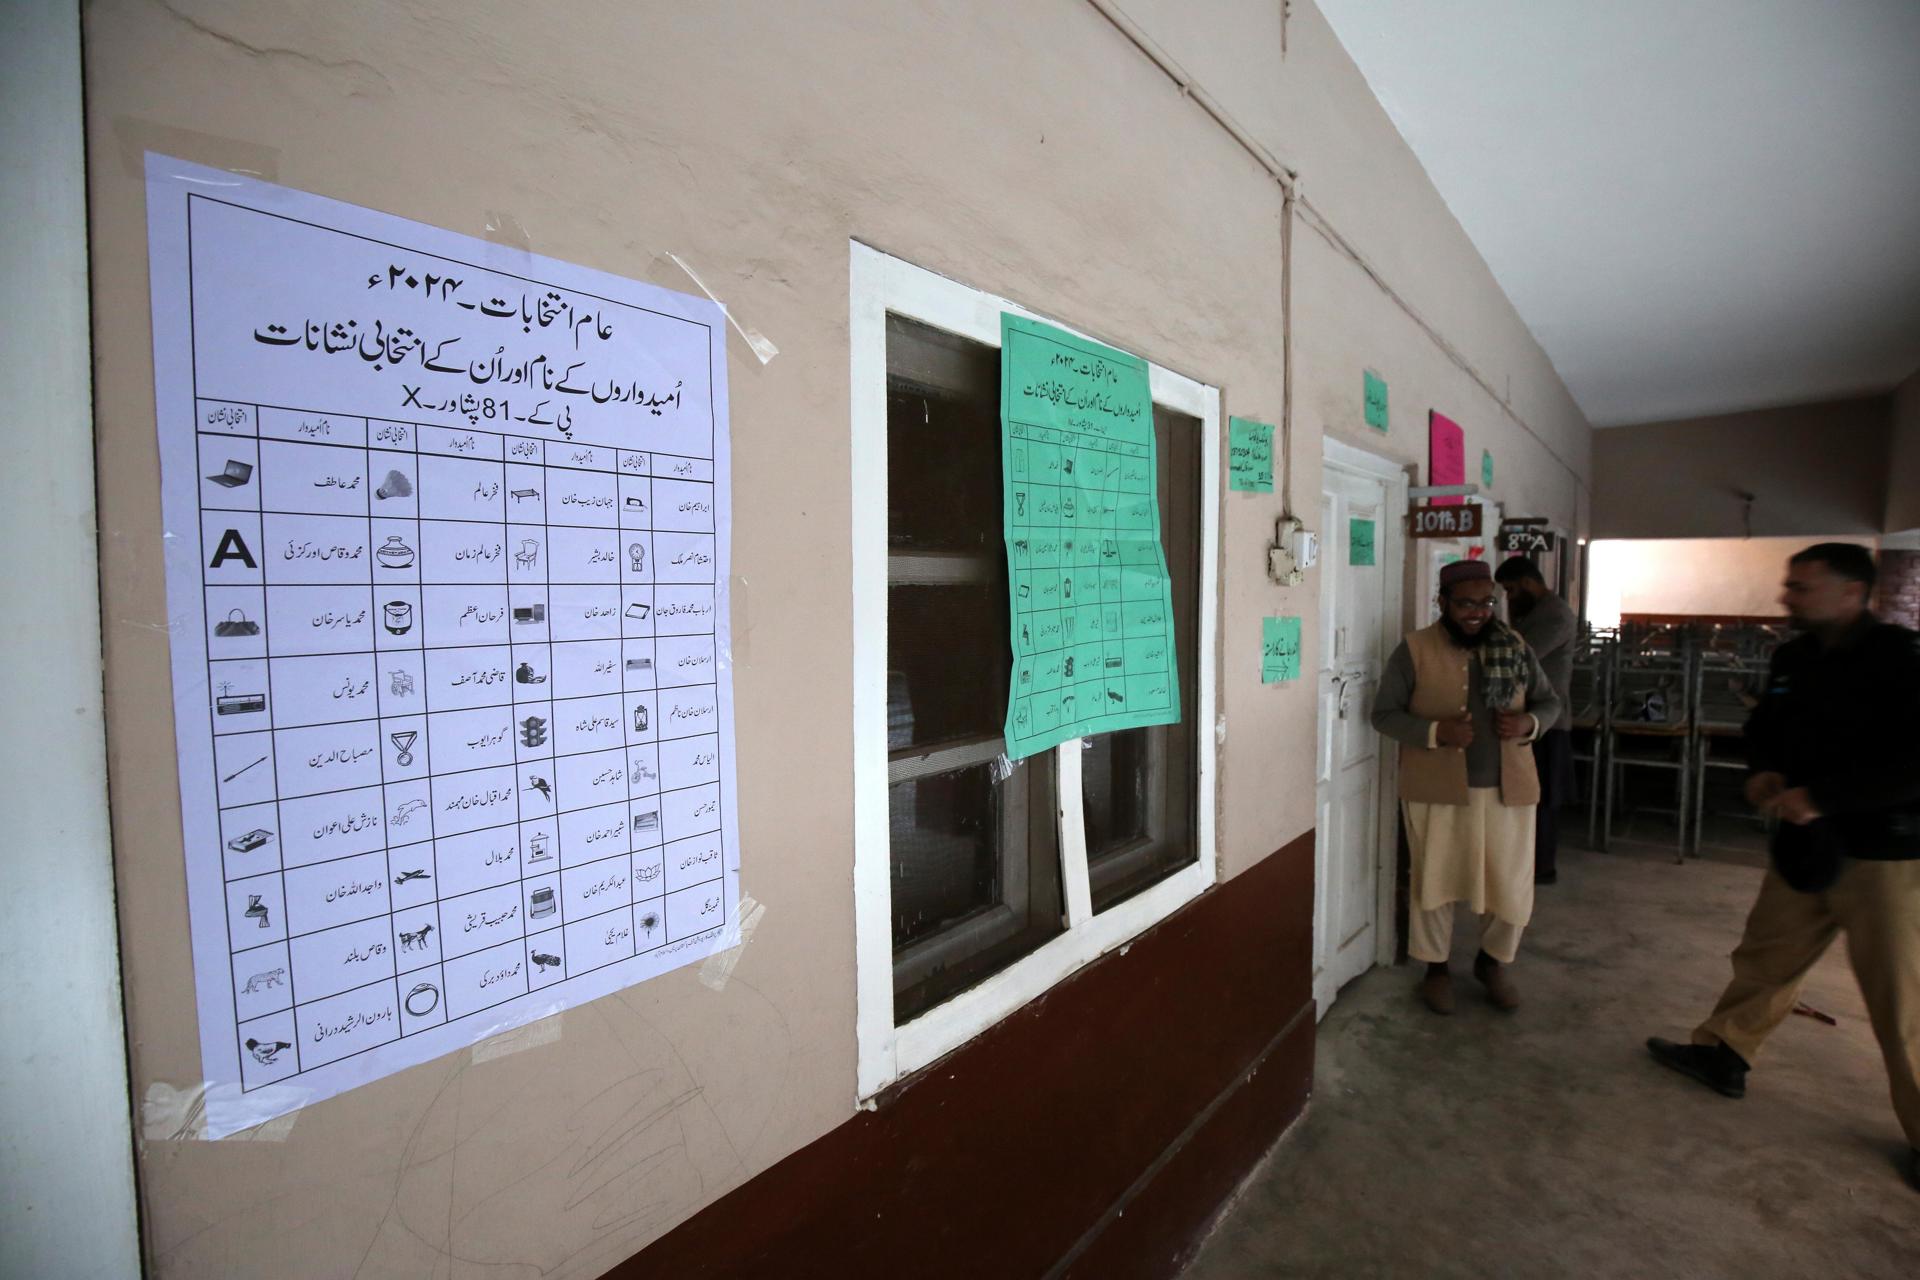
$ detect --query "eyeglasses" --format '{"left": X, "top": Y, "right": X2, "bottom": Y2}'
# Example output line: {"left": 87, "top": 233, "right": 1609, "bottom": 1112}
{"left": 1448, "top": 599, "right": 1496, "bottom": 614}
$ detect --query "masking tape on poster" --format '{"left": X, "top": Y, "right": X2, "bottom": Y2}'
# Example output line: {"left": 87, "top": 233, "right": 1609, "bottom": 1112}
{"left": 698, "top": 894, "right": 765, "bottom": 991}
{"left": 665, "top": 251, "right": 780, "bottom": 365}
{"left": 114, "top": 118, "right": 281, "bottom": 182}
{"left": 142, "top": 1079, "right": 312, "bottom": 1143}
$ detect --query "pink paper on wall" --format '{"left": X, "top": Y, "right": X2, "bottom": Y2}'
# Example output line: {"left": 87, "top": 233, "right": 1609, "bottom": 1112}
{"left": 1428, "top": 410, "right": 1465, "bottom": 505}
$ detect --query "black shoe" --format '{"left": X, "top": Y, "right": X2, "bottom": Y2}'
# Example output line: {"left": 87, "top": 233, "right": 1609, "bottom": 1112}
{"left": 1535, "top": 870, "right": 1558, "bottom": 885}
{"left": 1646, "top": 1037, "right": 1748, "bottom": 1098}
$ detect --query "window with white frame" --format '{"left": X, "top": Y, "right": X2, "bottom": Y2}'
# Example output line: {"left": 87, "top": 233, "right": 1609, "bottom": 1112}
{"left": 851, "top": 244, "right": 1219, "bottom": 1098}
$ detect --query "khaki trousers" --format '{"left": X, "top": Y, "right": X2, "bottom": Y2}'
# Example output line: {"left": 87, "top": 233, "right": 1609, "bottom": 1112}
{"left": 1407, "top": 902, "right": 1524, "bottom": 965}
{"left": 1694, "top": 860, "right": 1920, "bottom": 1149}
{"left": 1403, "top": 788, "right": 1535, "bottom": 965}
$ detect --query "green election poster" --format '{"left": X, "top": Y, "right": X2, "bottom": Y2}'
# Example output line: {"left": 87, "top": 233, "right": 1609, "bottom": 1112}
{"left": 1001, "top": 313, "right": 1181, "bottom": 760}
{"left": 1228, "top": 416, "right": 1274, "bottom": 492}
{"left": 1350, "top": 517, "right": 1376, "bottom": 566}
{"left": 1363, "top": 370, "right": 1389, "bottom": 431}
{"left": 1262, "top": 616, "right": 1302, "bottom": 684}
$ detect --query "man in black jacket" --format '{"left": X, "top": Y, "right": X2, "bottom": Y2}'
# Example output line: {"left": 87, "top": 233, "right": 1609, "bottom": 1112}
{"left": 1646, "top": 544, "right": 1920, "bottom": 1193}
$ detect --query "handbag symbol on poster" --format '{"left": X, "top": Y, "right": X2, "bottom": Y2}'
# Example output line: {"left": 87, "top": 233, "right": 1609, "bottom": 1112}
{"left": 215, "top": 608, "right": 259, "bottom": 637}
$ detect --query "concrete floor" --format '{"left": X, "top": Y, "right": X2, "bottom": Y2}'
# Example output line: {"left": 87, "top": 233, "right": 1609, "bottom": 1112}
{"left": 1186, "top": 834, "right": 1920, "bottom": 1279}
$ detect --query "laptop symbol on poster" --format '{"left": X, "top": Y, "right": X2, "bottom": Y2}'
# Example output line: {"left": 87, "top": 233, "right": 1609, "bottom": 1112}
{"left": 208, "top": 459, "right": 254, "bottom": 488}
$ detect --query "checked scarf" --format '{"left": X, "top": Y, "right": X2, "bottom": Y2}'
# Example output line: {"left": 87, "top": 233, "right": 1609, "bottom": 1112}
{"left": 1476, "top": 619, "right": 1530, "bottom": 710}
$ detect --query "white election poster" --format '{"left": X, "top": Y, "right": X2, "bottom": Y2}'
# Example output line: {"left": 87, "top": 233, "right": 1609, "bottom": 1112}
{"left": 145, "top": 155, "right": 740, "bottom": 1137}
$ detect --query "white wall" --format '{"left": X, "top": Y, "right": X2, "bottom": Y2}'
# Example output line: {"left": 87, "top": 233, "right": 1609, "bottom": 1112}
{"left": 0, "top": 3, "right": 142, "bottom": 1276}
{"left": 1587, "top": 535, "right": 1873, "bottom": 625}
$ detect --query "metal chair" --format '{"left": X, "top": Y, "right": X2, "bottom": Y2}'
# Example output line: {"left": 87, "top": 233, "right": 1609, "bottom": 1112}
{"left": 1687, "top": 655, "right": 1767, "bottom": 852}
{"left": 1604, "top": 642, "right": 1695, "bottom": 861}
{"left": 1567, "top": 630, "right": 1613, "bottom": 849}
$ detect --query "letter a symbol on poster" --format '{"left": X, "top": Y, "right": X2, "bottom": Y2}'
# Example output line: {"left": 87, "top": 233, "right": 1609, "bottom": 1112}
{"left": 209, "top": 529, "right": 257, "bottom": 569}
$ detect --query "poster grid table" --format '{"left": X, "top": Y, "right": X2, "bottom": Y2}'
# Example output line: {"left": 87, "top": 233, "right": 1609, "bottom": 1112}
{"left": 147, "top": 156, "right": 739, "bottom": 1136}
{"left": 1000, "top": 315, "right": 1181, "bottom": 759}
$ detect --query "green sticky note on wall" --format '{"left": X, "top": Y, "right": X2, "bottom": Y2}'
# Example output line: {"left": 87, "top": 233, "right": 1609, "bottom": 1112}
{"left": 1262, "top": 616, "right": 1302, "bottom": 684}
{"left": 1228, "top": 416, "right": 1274, "bottom": 492}
{"left": 1482, "top": 449, "right": 1494, "bottom": 487}
{"left": 1363, "top": 370, "right": 1388, "bottom": 431}
{"left": 1350, "top": 517, "right": 1376, "bottom": 566}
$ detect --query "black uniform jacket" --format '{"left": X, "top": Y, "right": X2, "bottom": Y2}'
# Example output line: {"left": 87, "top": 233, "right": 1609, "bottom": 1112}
{"left": 1746, "top": 614, "right": 1920, "bottom": 861}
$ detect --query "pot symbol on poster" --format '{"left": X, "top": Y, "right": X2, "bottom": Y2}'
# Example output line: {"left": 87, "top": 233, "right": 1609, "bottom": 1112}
{"left": 376, "top": 535, "right": 415, "bottom": 569}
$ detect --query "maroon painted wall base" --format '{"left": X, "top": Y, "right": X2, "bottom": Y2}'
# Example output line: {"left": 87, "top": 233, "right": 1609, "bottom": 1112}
{"left": 603, "top": 830, "right": 1317, "bottom": 1279}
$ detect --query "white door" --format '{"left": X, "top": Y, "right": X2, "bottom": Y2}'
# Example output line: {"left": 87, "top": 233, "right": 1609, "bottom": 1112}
{"left": 1314, "top": 448, "right": 1400, "bottom": 1013}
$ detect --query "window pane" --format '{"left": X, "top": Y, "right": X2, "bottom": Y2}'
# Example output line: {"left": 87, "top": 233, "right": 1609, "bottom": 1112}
{"left": 1082, "top": 729, "right": 1148, "bottom": 856}
{"left": 888, "top": 582, "right": 1009, "bottom": 749}
{"left": 890, "top": 755, "right": 1063, "bottom": 1025}
{"left": 887, "top": 315, "right": 1002, "bottom": 553}
{"left": 885, "top": 310, "right": 1065, "bottom": 1026}
{"left": 1085, "top": 405, "right": 1203, "bottom": 914}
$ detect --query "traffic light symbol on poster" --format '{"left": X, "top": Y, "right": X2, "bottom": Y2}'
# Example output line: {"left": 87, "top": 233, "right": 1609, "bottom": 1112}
{"left": 519, "top": 715, "right": 548, "bottom": 748}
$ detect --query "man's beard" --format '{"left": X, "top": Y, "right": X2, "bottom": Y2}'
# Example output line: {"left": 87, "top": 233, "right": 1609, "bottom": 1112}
{"left": 1442, "top": 613, "right": 1492, "bottom": 648}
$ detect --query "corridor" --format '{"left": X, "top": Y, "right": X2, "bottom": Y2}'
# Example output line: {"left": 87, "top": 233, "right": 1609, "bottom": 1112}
{"left": 1187, "top": 839, "right": 1920, "bottom": 1279}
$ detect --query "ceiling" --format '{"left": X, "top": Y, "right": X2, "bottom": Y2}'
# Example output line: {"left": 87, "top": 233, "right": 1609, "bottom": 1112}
{"left": 1318, "top": 0, "right": 1920, "bottom": 427}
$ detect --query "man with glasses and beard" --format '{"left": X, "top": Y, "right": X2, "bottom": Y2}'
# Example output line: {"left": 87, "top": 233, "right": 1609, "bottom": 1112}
{"left": 1647, "top": 543, "right": 1920, "bottom": 1194}
{"left": 1371, "top": 559, "right": 1561, "bottom": 1015}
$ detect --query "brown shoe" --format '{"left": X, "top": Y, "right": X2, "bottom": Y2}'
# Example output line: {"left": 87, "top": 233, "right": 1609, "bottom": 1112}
{"left": 1418, "top": 969, "right": 1455, "bottom": 1015}
{"left": 1474, "top": 951, "right": 1520, "bottom": 1011}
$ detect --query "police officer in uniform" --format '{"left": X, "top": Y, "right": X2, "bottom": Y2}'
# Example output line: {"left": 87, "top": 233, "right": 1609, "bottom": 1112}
{"left": 1647, "top": 543, "right": 1920, "bottom": 1193}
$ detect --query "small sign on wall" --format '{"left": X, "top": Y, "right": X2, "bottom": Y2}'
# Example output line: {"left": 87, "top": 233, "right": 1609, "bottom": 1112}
{"left": 1262, "top": 616, "right": 1302, "bottom": 683}
{"left": 1350, "top": 517, "right": 1377, "bottom": 566}
{"left": 1363, "top": 371, "right": 1388, "bottom": 432}
{"left": 1499, "top": 521, "right": 1553, "bottom": 555}
{"left": 1428, "top": 411, "right": 1465, "bottom": 505}
{"left": 1482, "top": 449, "right": 1494, "bottom": 488}
{"left": 1410, "top": 504, "right": 1483, "bottom": 538}
{"left": 1228, "top": 416, "right": 1274, "bottom": 492}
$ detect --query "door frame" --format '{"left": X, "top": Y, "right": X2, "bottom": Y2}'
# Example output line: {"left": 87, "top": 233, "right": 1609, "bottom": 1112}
{"left": 1320, "top": 436, "right": 1408, "bottom": 982}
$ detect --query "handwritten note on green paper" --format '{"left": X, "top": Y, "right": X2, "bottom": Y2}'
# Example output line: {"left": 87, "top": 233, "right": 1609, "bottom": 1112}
{"left": 1482, "top": 449, "right": 1494, "bottom": 487}
{"left": 1350, "top": 517, "right": 1376, "bottom": 566}
{"left": 1364, "top": 370, "right": 1388, "bottom": 431}
{"left": 1001, "top": 313, "right": 1181, "bottom": 760}
{"left": 1228, "top": 416, "right": 1274, "bottom": 492}
{"left": 1262, "top": 616, "right": 1302, "bottom": 684}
